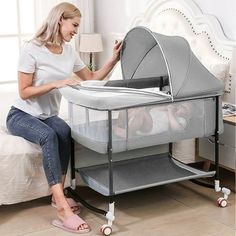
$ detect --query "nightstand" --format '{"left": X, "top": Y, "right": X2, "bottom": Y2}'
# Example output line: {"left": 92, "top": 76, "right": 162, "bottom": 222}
{"left": 198, "top": 116, "right": 236, "bottom": 171}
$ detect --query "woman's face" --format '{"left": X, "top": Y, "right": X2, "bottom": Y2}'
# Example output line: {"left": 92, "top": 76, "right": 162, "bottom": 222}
{"left": 59, "top": 16, "right": 80, "bottom": 42}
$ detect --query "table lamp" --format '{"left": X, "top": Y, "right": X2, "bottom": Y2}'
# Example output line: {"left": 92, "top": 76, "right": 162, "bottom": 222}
{"left": 79, "top": 33, "right": 103, "bottom": 70}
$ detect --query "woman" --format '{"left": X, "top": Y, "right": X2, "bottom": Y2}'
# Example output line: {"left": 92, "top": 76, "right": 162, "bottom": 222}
{"left": 6, "top": 2, "right": 122, "bottom": 234}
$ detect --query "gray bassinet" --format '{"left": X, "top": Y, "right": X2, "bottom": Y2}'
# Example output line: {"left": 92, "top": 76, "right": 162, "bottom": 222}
{"left": 60, "top": 27, "right": 223, "bottom": 154}
{"left": 62, "top": 26, "right": 228, "bottom": 235}
{"left": 61, "top": 26, "right": 224, "bottom": 195}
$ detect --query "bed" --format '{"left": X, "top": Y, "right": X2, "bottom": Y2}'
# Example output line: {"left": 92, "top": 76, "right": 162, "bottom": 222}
{"left": 60, "top": 0, "right": 235, "bottom": 235}
{"left": 0, "top": 92, "right": 70, "bottom": 205}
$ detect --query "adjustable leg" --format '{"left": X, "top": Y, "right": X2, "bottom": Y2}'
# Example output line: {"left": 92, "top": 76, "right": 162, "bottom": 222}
{"left": 190, "top": 97, "right": 231, "bottom": 207}
{"left": 100, "top": 111, "right": 115, "bottom": 235}
{"left": 215, "top": 180, "right": 231, "bottom": 207}
{"left": 101, "top": 201, "right": 115, "bottom": 236}
{"left": 67, "top": 139, "right": 108, "bottom": 214}
{"left": 106, "top": 201, "right": 115, "bottom": 226}
{"left": 214, "top": 96, "right": 231, "bottom": 207}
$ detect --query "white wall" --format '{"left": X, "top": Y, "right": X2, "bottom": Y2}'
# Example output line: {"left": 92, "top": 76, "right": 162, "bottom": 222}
{"left": 94, "top": 0, "right": 150, "bottom": 67}
{"left": 195, "top": 0, "right": 236, "bottom": 40}
{"left": 94, "top": 0, "right": 150, "bottom": 34}
{"left": 94, "top": 0, "right": 236, "bottom": 62}
{"left": 95, "top": 0, "right": 236, "bottom": 40}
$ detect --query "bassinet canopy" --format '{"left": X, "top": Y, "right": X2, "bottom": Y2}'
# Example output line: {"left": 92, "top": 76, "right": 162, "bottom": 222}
{"left": 59, "top": 26, "right": 224, "bottom": 110}
{"left": 120, "top": 26, "right": 224, "bottom": 99}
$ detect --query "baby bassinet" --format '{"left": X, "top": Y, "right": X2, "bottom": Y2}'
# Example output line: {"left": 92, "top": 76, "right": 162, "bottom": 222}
{"left": 60, "top": 27, "right": 230, "bottom": 235}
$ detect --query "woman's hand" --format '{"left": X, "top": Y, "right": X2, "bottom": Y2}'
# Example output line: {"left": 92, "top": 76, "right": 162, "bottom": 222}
{"left": 111, "top": 40, "right": 123, "bottom": 63}
{"left": 74, "top": 40, "right": 123, "bottom": 81}
{"left": 18, "top": 72, "right": 81, "bottom": 100}
{"left": 53, "top": 78, "right": 81, "bottom": 88}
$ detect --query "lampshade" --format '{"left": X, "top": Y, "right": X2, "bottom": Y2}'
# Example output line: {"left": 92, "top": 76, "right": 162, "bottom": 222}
{"left": 79, "top": 33, "right": 103, "bottom": 53}
{"left": 229, "top": 48, "right": 236, "bottom": 75}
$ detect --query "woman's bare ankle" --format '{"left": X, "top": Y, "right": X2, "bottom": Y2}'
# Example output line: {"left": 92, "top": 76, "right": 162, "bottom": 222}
{"left": 56, "top": 204, "right": 73, "bottom": 220}
{"left": 50, "top": 183, "right": 75, "bottom": 220}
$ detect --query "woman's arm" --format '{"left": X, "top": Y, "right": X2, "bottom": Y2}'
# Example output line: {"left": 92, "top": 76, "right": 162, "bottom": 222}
{"left": 18, "top": 72, "right": 80, "bottom": 100}
{"left": 74, "top": 41, "right": 122, "bottom": 81}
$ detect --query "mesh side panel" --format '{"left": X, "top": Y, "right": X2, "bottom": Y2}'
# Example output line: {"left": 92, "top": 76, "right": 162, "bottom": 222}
{"left": 69, "top": 98, "right": 218, "bottom": 153}
{"left": 114, "top": 100, "right": 206, "bottom": 150}
{"left": 70, "top": 104, "right": 109, "bottom": 142}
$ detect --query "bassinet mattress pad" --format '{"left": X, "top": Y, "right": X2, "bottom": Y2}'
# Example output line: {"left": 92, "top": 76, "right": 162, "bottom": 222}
{"left": 59, "top": 80, "right": 171, "bottom": 111}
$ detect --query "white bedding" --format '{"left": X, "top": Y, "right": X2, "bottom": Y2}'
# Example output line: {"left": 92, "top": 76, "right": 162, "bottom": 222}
{"left": 0, "top": 79, "right": 71, "bottom": 205}
{"left": 0, "top": 126, "right": 50, "bottom": 204}
{"left": 0, "top": 125, "right": 71, "bottom": 205}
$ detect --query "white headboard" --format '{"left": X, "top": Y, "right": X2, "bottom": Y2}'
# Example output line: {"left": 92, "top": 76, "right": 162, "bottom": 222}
{"left": 130, "top": 0, "right": 236, "bottom": 96}
{"left": 111, "top": 0, "right": 235, "bottom": 99}
{"left": 132, "top": 0, "right": 236, "bottom": 95}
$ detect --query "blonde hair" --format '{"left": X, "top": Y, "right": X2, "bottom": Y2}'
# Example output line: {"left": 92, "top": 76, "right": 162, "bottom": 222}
{"left": 34, "top": 2, "right": 81, "bottom": 45}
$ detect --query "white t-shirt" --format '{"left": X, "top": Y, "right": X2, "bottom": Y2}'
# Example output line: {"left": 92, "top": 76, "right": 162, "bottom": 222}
{"left": 14, "top": 41, "right": 85, "bottom": 119}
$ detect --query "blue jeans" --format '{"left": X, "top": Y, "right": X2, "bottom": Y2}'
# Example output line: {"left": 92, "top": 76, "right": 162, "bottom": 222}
{"left": 6, "top": 106, "right": 71, "bottom": 186}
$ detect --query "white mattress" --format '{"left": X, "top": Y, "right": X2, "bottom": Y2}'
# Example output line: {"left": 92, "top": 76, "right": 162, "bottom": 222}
{"left": 59, "top": 82, "right": 171, "bottom": 111}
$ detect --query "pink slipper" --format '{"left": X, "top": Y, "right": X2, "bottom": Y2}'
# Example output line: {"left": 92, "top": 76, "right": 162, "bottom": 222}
{"left": 51, "top": 198, "right": 82, "bottom": 214}
{"left": 52, "top": 214, "right": 90, "bottom": 234}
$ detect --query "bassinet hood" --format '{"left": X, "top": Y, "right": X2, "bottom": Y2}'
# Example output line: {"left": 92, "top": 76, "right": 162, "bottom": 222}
{"left": 120, "top": 27, "right": 224, "bottom": 99}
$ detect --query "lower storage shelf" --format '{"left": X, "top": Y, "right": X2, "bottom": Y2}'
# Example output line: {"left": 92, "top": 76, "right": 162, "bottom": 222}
{"left": 76, "top": 153, "right": 215, "bottom": 196}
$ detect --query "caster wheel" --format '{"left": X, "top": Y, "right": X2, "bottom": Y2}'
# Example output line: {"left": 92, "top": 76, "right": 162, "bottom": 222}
{"left": 217, "top": 197, "right": 227, "bottom": 207}
{"left": 100, "top": 224, "right": 112, "bottom": 236}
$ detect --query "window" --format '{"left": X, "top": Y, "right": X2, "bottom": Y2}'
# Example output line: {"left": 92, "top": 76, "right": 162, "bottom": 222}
{"left": 0, "top": 0, "right": 35, "bottom": 84}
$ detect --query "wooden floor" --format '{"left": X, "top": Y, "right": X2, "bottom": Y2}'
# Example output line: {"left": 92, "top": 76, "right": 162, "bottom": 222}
{"left": 0, "top": 168, "right": 235, "bottom": 236}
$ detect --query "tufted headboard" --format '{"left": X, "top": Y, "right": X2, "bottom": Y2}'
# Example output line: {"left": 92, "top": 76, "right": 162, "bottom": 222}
{"left": 111, "top": 0, "right": 235, "bottom": 99}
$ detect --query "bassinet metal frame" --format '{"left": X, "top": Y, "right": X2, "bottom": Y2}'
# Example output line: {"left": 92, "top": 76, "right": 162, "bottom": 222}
{"left": 65, "top": 95, "right": 230, "bottom": 236}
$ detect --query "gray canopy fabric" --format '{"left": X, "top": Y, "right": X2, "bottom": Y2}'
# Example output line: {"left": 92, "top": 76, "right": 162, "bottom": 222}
{"left": 120, "top": 27, "right": 224, "bottom": 99}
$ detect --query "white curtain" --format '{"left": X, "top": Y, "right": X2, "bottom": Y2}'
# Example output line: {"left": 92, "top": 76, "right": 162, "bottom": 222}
{"left": 34, "top": 0, "right": 95, "bottom": 65}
